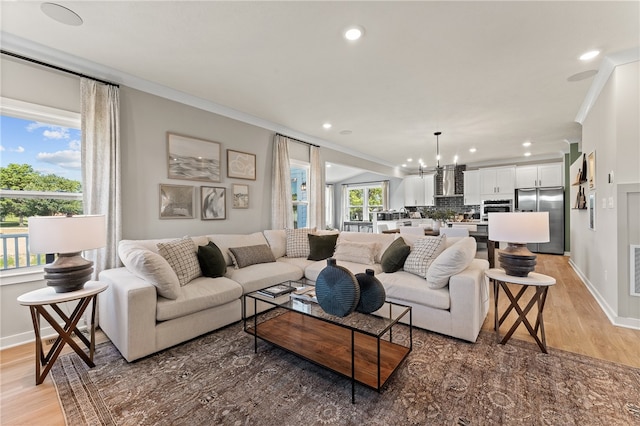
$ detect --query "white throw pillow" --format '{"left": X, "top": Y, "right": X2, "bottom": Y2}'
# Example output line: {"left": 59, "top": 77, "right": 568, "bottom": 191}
{"left": 119, "top": 245, "right": 181, "bottom": 299}
{"left": 426, "top": 237, "right": 477, "bottom": 289}
{"left": 285, "top": 227, "right": 316, "bottom": 258}
{"left": 333, "top": 241, "right": 378, "bottom": 265}
{"left": 403, "top": 235, "right": 447, "bottom": 278}
{"left": 157, "top": 238, "right": 202, "bottom": 286}
{"left": 263, "top": 229, "right": 286, "bottom": 258}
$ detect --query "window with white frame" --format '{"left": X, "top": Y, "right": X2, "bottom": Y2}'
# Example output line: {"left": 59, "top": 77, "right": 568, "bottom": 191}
{"left": 291, "top": 161, "right": 309, "bottom": 229}
{"left": 0, "top": 98, "right": 83, "bottom": 269}
{"left": 345, "top": 183, "right": 383, "bottom": 222}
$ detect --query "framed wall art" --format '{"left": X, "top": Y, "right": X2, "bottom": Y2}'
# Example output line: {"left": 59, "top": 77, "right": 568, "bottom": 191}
{"left": 588, "top": 150, "right": 596, "bottom": 190}
{"left": 201, "top": 186, "right": 226, "bottom": 220}
{"left": 227, "top": 149, "right": 256, "bottom": 180}
{"left": 167, "top": 133, "right": 221, "bottom": 182}
{"left": 232, "top": 184, "right": 249, "bottom": 209}
{"left": 160, "top": 184, "right": 194, "bottom": 219}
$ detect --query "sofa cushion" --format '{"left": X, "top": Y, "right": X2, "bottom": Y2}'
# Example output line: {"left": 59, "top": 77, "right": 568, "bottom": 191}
{"left": 118, "top": 244, "right": 181, "bottom": 299}
{"left": 263, "top": 229, "right": 286, "bottom": 258}
{"left": 277, "top": 256, "right": 315, "bottom": 272}
{"left": 333, "top": 241, "right": 377, "bottom": 265}
{"left": 228, "top": 244, "right": 276, "bottom": 269}
{"left": 403, "top": 235, "right": 446, "bottom": 278}
{"left": 208, "top": 232, "right": 269, "bottom": 266}
{"left": 157, "top": 238, "right": 202, "bottom": 286}
{"left": 378, "top": 271, "right": 450, "bottom": 310}
{"left": 304, "top": 259, "right": 383, "bottom": 282}
{"left": 336, "top": 232, "right": 395, "bottom": 263}
{"left": 225, "top": 261, "right": 304, "bottom": 294}
{"left": 307, "top": 233, "right": 338, "bottom": 261}
{"left": 156, "top": 276, "right": 243, "bottom": 321}
{"left": 197, "top": 241, "right": 227, "bottom": 278}
{"left": 427, "top": 237, "right": 477, "bottom": 289}
{"left": 285, "top": 227, "right": 316, "bottom": 258}
{"left": 380, "top": 237, "right": 411, "bottom": 273}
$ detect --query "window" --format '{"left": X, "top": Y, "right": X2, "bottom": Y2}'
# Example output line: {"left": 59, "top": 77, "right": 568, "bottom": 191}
{"left": 0, "top": 98, "right": 82, "bottom": 270}
{"left": 291, "top": 161, "right": 309, "bottom": 229}
{"left": 345, "top": 183, "right": 384, "bottom": 222}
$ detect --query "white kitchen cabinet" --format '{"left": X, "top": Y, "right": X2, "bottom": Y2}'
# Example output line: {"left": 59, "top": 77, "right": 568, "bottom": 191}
{"left": 516, "top": 163, "right": 563, "bottom": 188}
{"left": 423, "top": 174, "right": 435, "bottom": 206}
{"left": 463, "top": 170, "right": 480, "bottom": 205}
{"left": 404, "top": 175, "right": 424, "bottom": 206}
{"left": 480, "top": 166, "right": 515, "bottom": 197}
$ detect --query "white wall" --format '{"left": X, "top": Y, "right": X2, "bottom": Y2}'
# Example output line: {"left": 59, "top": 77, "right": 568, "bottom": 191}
{"left": 571, "top": 60, "right": 640, "bottom": 326}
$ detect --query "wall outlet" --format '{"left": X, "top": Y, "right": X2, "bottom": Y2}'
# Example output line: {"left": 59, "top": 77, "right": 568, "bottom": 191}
{"left": 608, "top": 197, "right": 614, "bottom": 209}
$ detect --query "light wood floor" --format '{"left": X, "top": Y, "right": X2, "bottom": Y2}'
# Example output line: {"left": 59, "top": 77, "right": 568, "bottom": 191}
{"left": 2, "top": 254, "right": 639, "bottom": 425}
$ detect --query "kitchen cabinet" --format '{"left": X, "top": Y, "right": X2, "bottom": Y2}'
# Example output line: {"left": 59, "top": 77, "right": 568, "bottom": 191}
{"left": 516, "top": 163, "right": 563, "bottom": 188}
{"left": 403, "top": 174, "right": 434, "bottom": 206}
{"left": 463, "top": 170, "right": 480, "bottom": 205}
{"left": 480, "top": 166, "right": 515, "bottom": 197}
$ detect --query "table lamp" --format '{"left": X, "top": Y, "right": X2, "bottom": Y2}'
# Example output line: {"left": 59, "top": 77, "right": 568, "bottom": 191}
{"left": 488, "top": 212, "right": 549, "bottom": 277}
{"left": 28, "top": 214, "right": 106, "bottom": 293}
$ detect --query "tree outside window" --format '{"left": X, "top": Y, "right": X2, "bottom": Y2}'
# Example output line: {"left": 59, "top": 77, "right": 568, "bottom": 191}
{"left": 346, "top": 184, "right": 383, "bottom": 222}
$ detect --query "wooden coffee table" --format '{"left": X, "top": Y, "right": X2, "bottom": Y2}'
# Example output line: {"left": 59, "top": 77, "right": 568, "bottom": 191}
{"left": 244, "top": 281, "right": 412, "bottom": 403}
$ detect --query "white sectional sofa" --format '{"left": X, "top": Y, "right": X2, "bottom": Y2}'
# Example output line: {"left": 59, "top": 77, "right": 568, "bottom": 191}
{"left": 98, "top": 230, "right": 489, "bottom": 362}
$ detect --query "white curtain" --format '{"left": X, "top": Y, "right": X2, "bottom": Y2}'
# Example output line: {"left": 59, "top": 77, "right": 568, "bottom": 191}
{"left": 309, "top": 145, "right": 323, "bottom": 229}
{"left": 271, "top": 135, "right": 293, "bottom": 229}
{"left": 340, "top": 184, "right": 348, "bottom": 230}
{"left": 81, "top": 78, "right": 122, "bottom": 277}
{"left": 325, "top": 184, "right": 334, "bottom": 229}
{"left": 382, "top": 180, "right": 390, "bottom": 210}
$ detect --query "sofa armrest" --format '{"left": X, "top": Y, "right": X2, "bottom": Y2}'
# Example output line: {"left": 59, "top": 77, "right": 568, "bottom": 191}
{"left": 447, "top": 259, "right": 490, "bottom": 341}
{"left": 98, "top": 267, "right": 158, "bottom": 362}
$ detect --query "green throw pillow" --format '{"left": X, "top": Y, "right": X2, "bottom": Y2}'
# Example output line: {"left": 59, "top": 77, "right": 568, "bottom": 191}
{"left": 197, "top": 241, "right": 227, "bottom": 278}
{"left": 307, "top": 233, "right": 339, "bottom": 261}
{"left": 381, "top": 237, "right": 411, "bottom": 273}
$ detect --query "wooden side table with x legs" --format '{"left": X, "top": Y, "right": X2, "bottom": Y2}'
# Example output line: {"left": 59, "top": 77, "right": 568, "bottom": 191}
{"left": 485, "top": 268, "right": 556, "bottom": 353}
{"left": 17, "top": 281, "right": 108, "bottom": 385}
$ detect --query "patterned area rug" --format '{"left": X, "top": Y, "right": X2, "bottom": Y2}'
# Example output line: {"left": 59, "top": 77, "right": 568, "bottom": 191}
{"left": 51, "top": 321, "right": 640, "bottom": 425}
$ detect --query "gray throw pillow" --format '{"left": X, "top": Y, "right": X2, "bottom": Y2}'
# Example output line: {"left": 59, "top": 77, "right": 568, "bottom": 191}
{"left": 197, "top": 241, "right": 227, "bottom": 278}
{"left": 228, "top": 244, "right": 276, "bottom": 269}
{"left": 380, "top": 237, "right": 411, "bottom": 273}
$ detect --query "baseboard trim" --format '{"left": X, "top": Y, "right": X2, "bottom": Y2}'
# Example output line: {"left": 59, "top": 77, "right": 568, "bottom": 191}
{"left": 0, "top": 324, "right": 88, "bottom": 350}
{"left": 568, "top": 259, "right": 640, "bottom": 330}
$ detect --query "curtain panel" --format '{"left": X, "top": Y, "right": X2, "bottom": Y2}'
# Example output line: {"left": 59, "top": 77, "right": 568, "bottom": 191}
{"left": 309, "top": 145, "right": 323, "bottom": 229}
{"left": 271, "top": 135, "right": 293, "bottom": 229}
{"left": 81, "top": 78, "right": 122, "bottom": 277}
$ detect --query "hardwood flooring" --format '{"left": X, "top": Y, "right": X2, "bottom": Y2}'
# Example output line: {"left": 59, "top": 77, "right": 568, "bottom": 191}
{"left": 2, "top": 254, "right": 639, "bottom": 425}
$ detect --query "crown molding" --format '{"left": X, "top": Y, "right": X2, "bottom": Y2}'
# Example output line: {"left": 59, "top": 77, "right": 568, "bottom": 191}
{"left": 1, "top": 32, "right": 396, "bottom": 169}
{"left": 575, "top": 47, "right": 640, "bottom": 124}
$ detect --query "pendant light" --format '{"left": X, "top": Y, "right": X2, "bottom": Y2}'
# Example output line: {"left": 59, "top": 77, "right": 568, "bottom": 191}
{"left": 435, "top": 131, "right": 442, "bottom": 169}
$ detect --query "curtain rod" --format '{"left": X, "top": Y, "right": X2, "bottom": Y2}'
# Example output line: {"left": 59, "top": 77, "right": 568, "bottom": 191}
{"left": 1, "top": 50, "right": 119, "bottom": 87}
{"left": 276, "top": 133, "right": 320, "bottom": 148}
{"left": 342, "top": 180, "right": 390, "bottom": 186}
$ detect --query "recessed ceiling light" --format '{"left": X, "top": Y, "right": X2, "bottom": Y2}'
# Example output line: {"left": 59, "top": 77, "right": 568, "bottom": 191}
{"left": 522, "top": 141, "right": 531, "bottom": 147}
{"left": 469, "top": 148, "right": 477, "bottom": 153}
{"left": 344, "top": 26, "right": 364, "bottom": 41}
{"left": 524, "top": 152, "right": 532, "bottom": 157}
{"left": 401, "top": 164, "right": 407, "bottom": 168}
{"left": 41, "top": 2, "right": 83, "bottom": 26}
{"left": 407, "top": 158, "right": 413, "bottom": 162}
{"left": 580, "top": 50, "right": 600, "bottom": 61}
{"left": 322, "top": 123, "right": 332, "bottom": 129}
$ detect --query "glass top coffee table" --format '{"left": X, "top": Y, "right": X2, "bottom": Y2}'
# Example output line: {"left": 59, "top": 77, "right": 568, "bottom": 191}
{"left": 244, "top": 280, "right": 412, "bottom": 404}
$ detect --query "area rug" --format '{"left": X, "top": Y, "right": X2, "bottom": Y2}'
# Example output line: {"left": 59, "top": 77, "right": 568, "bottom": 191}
{"left": 51, "top": 321, "right": 640, "bottom": 426}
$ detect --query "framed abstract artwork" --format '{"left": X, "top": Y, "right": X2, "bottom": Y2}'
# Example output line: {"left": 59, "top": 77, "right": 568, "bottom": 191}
{"left": 167, "top": 133, "right": 221, "bottom": 182}
{"left": 232, "top": 184, "right": 249, "bottom": 209}
{"left": 201, "top": 186, "right": 226, "bottom": 220}
{"left": 159, "top": 184, "right": 194, "bottom": 219}
{"left": 227, "top": 149, "right": 256, "bottom": 180}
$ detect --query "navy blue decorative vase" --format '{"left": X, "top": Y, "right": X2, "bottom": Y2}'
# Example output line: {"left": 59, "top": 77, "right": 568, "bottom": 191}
{"left": 355, "top": 269, "right": 386, "bottom": 314}
{"left": 315, "top": 258, "right": 360, "bottom": 317}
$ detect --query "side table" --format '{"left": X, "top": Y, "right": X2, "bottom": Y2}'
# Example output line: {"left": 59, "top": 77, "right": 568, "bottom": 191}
{"left": 17, "top": 281, "right": 108, "bottom": 385}
{"left": 485, "top": 268, "right": 556, "bottom": 353}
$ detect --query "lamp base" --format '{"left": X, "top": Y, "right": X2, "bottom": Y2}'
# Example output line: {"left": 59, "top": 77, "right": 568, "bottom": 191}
{"left": 498, "top": 243, "right": 537, "bottom": 277}
{"left": 43, "top": 252, "right": 94, "bottom": 293}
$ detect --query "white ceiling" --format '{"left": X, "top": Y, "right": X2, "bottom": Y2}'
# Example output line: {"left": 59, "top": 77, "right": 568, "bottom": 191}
{"left": 1, "top": 1, "right": 639, "bottom": 177}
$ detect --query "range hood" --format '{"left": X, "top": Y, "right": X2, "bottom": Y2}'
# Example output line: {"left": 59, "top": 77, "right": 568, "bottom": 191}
{"left": 435, "top": 165, "right": 463, "bottom": 197}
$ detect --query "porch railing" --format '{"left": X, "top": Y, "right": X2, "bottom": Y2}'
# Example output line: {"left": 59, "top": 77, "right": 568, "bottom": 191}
{"left": 0, "top": 233, "right": 47, "bottom": 270}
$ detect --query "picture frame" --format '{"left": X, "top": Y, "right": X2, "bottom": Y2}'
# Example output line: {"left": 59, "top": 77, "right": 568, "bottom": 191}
{"left": 588, "top": 150, "right": 596, "bottom": 190}
{"left": 588, "top": 191, "right": 596, "bottom": 230}
{"left": 167, "top": 133, "right": 221, "bottom": 182}
{"left": 201, "top": 186, "right": 226, "bottom": 220}
{"left": 227, "top": 149, "right": 256, "bottom": 180}
{"left": 159, "top": 184, "right": 194, "bottom": 219}
{"left": 232, "top": 184, "right": 249, "bottom": 209}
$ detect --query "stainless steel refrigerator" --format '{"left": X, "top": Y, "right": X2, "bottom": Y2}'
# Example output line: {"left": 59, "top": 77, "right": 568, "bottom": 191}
{"left": 515, "top": 187, "right": 564, "bottom": 255}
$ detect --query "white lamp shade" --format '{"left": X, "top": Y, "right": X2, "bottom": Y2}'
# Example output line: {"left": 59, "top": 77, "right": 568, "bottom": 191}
{"left": 488, "top": 212, "right": 550, "bottom": 243}
{"left": 28, "top": 215, "right": 107, "bottom": 254}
